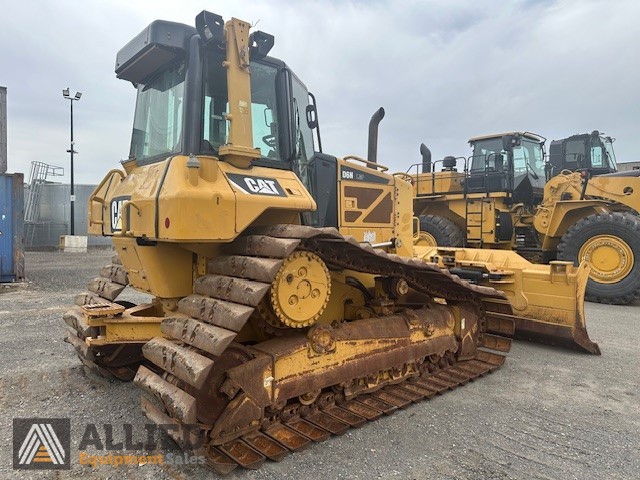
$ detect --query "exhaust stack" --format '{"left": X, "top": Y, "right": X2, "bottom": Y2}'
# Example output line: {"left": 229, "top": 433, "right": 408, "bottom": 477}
{"left": 420, "top": 143, "right": 431, "bottom": 173}
{"left": 367, "top": 107, "right": 385, "bottom": 168}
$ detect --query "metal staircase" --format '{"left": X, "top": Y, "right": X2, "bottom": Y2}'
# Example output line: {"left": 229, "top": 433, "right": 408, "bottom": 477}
{"left": 24, "top": 161, "right": 64, "bottom": 247}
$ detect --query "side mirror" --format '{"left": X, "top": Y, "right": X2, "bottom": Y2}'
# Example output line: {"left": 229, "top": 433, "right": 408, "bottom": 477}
{"left": 306, "top": 104, "right": 318, "bottom": 129}
{"left": 263, "top": 107, "right": 274, "bottom": 128}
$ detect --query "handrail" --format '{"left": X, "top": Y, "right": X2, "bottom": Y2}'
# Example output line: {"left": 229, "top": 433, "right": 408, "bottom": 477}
{"left": 393, "top": 172, "right": 414, "bottom": 183}
{"left": 114, "top": 200, "right": 141, "bottom": 236}
{"left": 343, "top": 155, "right": 389, "bottom": 172}
{"left": 407, "top": 156, "right": 468, "bottom": 197}
{"left": 88, "top": 169, "right": 125, "bottom": 225}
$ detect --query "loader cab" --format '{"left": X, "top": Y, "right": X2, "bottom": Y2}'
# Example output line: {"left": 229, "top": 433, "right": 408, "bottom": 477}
{"left": 548, "top": 131, "right": 618, "bottom": 177}
{"left": 467, "top": 132, "right": 546, "bottom": 205}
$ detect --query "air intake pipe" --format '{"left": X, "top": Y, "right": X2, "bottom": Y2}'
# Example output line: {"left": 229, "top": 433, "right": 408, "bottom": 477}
{"left": 420, "top": 143, "right": 431, "bottom": 173}
{"left": 367, "top": 107, "right": 385, "bottom": 168}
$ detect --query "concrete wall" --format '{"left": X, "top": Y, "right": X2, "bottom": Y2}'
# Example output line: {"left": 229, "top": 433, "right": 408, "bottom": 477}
{"left": 24, "top": 183, "right": 113, "bottom": 249}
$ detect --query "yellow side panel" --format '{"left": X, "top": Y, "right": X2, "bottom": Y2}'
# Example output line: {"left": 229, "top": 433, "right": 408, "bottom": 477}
{"left": 338, "top": 160, "right": 394, "bottom": 244}
{"left": 157, "top": 157, "right": 237, "bottom": 241}
{"left": 411, "top": 171, "right": 466, "bottom": 196}
{"left": 113, "top": 237, "right": 193, "bottom": 298}
{"left": 218, "top": 162, "right": 315, "bottom": 235}
{"left": 94, "top": 156, "right": 316, "bottom": 242}
{"left": 585, "top": 176, "right": 640, "bottom": 210}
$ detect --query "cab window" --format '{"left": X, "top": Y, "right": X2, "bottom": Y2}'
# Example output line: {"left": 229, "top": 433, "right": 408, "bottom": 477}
{"left": 591, "top": 145, "right": 604, "bottom": 167}
{"left": 130, "top": 61, "right": 185, "bottom": 162}
{"left": 202, "top": 51, "right": 282, "bottom": 161}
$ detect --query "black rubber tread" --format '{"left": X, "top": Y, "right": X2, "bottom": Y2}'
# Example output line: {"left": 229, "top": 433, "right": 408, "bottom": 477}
{"left": 557, "top": 212, "right": 640, "bottom": 305}
{"left": 419, "top": 215, "right": 464, "bottom": 247}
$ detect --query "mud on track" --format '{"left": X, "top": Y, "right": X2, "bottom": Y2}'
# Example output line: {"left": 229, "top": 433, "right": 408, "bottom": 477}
{"left": 0, "top": 251, "right": 638, "bottom": 479}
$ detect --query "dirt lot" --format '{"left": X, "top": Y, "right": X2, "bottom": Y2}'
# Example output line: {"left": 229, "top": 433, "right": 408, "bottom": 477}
{"left": 1, "top": 251, "right": 639, "bottom": 479}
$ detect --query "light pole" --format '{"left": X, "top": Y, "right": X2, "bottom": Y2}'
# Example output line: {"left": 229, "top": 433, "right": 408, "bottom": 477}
{"left": 62, "top": 88, "right": 81, "bottom": 235}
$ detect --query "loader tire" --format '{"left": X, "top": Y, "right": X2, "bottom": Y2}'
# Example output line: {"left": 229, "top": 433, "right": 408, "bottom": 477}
{"left": 419, "top": 215, "right": 463, "bottom": 247}
{"left": 558, "top": 212, "right": 640, "bottom": 305}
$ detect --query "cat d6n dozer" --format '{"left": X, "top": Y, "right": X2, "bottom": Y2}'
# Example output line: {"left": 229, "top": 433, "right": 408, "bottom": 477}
{"left": 411, "top": 132, "right": 640, "bottom": 305}
{"left": 63, "top": 12, "right": 594, "bottom": 474}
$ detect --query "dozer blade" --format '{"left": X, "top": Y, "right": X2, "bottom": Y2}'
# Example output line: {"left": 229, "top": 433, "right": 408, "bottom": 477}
{"left": 505, "top": 260, "right": 600, "bottom": 354}
{"left": 416, "top": 246, "right": 600, "bottom": 354}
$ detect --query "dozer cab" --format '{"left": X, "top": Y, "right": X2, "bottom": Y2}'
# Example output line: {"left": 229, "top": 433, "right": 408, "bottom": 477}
{"left": 411, "top": 132, "right": 640, "bottom": 305}
{"left": 64, "top": 12, "right": 596, "bottom": 474}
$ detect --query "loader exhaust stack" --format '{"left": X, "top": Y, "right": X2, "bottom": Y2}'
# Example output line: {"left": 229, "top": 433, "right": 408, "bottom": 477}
{"left": 420, "top": 143, "right": 431, "bottom": 173}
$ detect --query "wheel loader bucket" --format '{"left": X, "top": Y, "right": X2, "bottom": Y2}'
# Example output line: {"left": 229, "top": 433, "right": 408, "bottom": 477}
{"left": 415, "top": 247, "right": 600, "bottom": 355}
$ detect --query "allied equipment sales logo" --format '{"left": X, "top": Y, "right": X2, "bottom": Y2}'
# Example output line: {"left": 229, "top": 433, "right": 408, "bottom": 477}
{"left": 13, "top": 418, "right": 206, "bottom": 470}
{"left": 13, "top": 418, "right": 71, "bottom": 470}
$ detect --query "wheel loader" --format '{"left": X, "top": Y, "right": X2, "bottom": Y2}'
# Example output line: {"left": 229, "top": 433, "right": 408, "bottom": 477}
{"left": 411, "top": 132, "right": 640, "bottom": 305}
{"left": 63, "top": 11, "right": 597, "bottom": 474}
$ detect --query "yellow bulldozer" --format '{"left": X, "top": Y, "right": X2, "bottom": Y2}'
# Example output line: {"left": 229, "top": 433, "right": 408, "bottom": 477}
{"left": 411, "top": 132, "right": 640, "bottom": 305}
{"left": 63, "top": 12, "right": 598, "bottom": 474}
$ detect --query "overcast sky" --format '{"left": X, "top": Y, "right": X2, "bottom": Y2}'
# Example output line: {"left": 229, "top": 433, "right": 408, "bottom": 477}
{"left": 1, "top": 0, "right": 639, "bottom": 184}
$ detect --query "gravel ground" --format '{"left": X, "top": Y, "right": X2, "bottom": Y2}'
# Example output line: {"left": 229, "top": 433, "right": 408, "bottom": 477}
{"left": 1, "top": 251, "right": 639, "bottom": 479}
